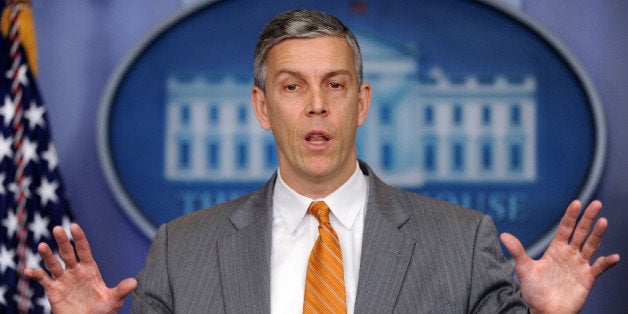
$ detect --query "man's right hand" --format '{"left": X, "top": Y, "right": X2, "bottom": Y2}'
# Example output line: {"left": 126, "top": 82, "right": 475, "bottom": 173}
{"left": 24, "top": 223, "right": 137, "bottom": 314}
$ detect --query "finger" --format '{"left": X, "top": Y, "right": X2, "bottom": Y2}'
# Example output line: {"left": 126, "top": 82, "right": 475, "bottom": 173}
{"left": 53, "top": 225, "right": 78, "bottom": 268}
{"left": 590, "top": 254, "right": 621, "bottom": 278}
{"left": 500, "top": 233, "right": 531, "bottom": 266}
{"left": 113, "top": 278, "right": 138, "bottom": 300}
{"left": 23, "top": 268, "right": 53, "bottom": 288}
{"left": 570, "top": 200, "right": 602, "bottom": 249}
{"left": 37, "top": 242, "right": 66, "bottom": 279}
{"left": 552, "top": 200, "right": 582, "bottom": 245}
{"left": 581, "top": 217, "right": 608, "bottom": 261}
{"left": 70, "top": 223, "right": 95, "bottom": 264}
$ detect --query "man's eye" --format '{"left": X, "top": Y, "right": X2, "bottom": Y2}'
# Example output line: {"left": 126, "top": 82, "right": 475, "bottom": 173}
{"left": 286, "top": 84, "right": 298, "bottom": 91}
{"left": 329, "top": 82, "right": 342, "bottom": 89}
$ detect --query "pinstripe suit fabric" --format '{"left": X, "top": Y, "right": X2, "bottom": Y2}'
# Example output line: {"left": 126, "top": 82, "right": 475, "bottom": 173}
{"left": 131, "top": 161, "right": 527, "bottom": 313}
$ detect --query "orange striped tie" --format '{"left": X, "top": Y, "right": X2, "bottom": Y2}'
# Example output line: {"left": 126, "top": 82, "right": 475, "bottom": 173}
{"left": 303, "top": 201, "right": 346, "bottom": 313}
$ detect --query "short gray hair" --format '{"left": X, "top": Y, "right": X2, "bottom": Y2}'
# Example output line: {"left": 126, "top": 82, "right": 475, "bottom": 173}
{"left": 253, "top": 9, "right": 363, "bottom": 90}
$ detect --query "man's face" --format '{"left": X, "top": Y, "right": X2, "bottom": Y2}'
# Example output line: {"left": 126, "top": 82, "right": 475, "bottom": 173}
{"left": 252, "top": 36, "right": 371, "bottom": 196}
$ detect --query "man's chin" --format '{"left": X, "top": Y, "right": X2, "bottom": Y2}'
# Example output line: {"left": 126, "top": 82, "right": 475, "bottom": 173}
{"left": 301, "top": 157, "right": 354, "bottom": 181}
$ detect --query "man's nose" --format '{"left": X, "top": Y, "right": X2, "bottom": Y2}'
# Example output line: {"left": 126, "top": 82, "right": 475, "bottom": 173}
{"left": 307, "top": 89, "right": 328, "bottom": 116}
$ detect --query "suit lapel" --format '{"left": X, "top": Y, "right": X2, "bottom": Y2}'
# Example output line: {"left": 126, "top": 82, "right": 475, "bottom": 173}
{"left": 218, "top": 176, "right": 275, "bottom": 314}
{"left": 354, "top": 163, "right": 416, "bottom": 313}
{"left": 214, "top": 164, "right": 417, "bottom": 312}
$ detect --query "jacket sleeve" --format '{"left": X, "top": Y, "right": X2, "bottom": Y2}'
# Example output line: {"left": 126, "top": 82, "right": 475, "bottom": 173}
{"left": 130, "top": 224, "right": 174, "bottom": 313}
{"left": 468, "top": 215, "right": 528, "bottom": 313}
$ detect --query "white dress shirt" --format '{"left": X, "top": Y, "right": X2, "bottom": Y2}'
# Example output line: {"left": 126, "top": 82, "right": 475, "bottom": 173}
{"left": 270, "top": 163, "right": 368, "bottom": 314}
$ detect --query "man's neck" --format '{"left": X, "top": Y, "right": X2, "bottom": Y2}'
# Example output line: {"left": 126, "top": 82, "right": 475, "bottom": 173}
{"left": 277, "top": 161, "right": 359, "bottom": 199}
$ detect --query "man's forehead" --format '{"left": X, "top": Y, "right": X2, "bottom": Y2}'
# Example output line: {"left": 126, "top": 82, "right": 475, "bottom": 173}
{"left": 267, "top": 36, "right": 353, "bottom": 64}
{"left": 269, "top": 36, "right": 350, "bottom": 56}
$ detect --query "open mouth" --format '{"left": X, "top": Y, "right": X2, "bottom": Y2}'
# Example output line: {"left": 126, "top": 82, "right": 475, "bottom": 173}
{"left": 305, "top": 131, "right": 330, "bottom": 145}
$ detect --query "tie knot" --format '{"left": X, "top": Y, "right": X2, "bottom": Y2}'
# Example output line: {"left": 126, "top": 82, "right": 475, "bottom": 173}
{"left": 308, "top": 201, "right": 330, "bottom": 224}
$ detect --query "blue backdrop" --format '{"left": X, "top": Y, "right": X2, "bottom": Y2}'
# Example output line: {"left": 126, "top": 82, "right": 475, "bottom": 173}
{"left": 32, "top": 0, "right": 626, "bottom": 312}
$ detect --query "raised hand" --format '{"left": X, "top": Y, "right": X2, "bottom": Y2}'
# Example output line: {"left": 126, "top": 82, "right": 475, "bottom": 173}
{"left": 500, "top": 200, "right": 620, "bottom": 314}
{"left": 24, "top": 223, "right": 137, "bottom": 314}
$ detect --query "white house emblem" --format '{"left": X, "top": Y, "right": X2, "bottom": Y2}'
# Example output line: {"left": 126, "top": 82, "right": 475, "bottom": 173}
{"left": 98, "top": 0, "right": 605, "bottom": 257}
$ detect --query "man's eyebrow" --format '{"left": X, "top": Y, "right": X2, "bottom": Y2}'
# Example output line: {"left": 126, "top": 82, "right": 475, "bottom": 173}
{"left": 275, "top": 69, "right": 353, "bottom": 80}
{"left": 275, "top": 69, "right": 304, "bottom": 80}
{"left": 323, "top": 70, "right": 352, "bottom": 80}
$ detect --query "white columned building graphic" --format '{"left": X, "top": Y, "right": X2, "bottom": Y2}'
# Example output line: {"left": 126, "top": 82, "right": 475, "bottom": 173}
{"left": 164, "top": 33, "right": 537, "bottom": 186}
{"left": 165, "top": 76, "right": 277, "bottom": 181}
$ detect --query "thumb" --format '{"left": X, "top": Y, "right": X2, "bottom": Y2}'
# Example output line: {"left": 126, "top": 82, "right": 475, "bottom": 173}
{"left": 500, "top": 232, "right": 530, "bottom": 266}
{"left": 112, "top": 278, "right": 138, "bottom": 300}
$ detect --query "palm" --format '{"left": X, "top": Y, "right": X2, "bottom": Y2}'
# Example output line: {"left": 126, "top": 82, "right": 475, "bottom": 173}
{"left": 501, "top": 200, "right": 620, "bottom": 314}
{"left": 24, "top": 224, "right": 137, "bottom": 314}
{"left": 515, "top": 243, "right": 594, "bottom": 312}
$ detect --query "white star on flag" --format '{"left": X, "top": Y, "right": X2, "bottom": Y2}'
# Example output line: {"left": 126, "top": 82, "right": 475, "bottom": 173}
{"left": 42, "top": 142, "right": 59, "bottom": 171}
{"left": 8, "top": 176, "right": 33, "bottom": 198}
{"left": 36, "top": 178, "right": 59, "bottom": 207}
{"left": 5, "top": 63, "right": 29, "bottom": 87}
{"left": 0, "top": 135, "right": 13, "bottom": 161}
{"left": 0, "top": 245, "right": 16, "bottom": 274}
{"left": 0, "top": 96, "right": 15, "bottom": 125}
{"left": 1, "top": 209, "right": 18, "bottom": 238}
{"left": 21, "top": 137, "right": 40, "bottom": 165}
{"left": 25, "top": 249, "right": 42, "bottom": 270}
{"left": 24, "top": 100, "right": 46, "bottom": 130}
{"left": 29, "top": 211, "right": 51, "bottom": 242}
{"left": 0, "top": 284, "right": 7, "bottom": 306}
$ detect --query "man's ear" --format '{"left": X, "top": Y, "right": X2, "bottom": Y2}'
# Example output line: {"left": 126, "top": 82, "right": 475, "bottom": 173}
{"left": 357, "top": 83, "right": 372, "bottom": 127}
{"left": 251, "top": 86, "right": 271, "bottom": 130}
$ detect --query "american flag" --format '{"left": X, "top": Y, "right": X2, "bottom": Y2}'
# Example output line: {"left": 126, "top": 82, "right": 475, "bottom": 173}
{"left": 0, "top": 2, "right": 74, "bottom": 313}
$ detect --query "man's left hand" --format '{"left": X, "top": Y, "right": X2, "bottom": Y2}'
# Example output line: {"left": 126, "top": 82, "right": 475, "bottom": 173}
{"left": 500, "top": 200, "right": 620, "bottom": 314}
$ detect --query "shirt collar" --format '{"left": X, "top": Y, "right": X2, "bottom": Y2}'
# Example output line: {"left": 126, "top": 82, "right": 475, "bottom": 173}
{"left": 273, "top": 162, "right": 368, "bottom": 233}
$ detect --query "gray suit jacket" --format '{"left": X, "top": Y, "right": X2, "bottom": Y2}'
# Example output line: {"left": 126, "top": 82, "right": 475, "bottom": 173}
{"left": 131, "top": 162, "right": 527, "bottom": 313}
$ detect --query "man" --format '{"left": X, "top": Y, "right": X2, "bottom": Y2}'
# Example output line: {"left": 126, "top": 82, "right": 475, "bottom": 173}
{"left": 26, "top": 9, "right": 619, "bottom": 313}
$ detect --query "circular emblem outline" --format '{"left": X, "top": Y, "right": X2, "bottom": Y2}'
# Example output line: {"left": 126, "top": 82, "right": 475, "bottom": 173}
{"left": 97, "top": 0, "right": 606, "bottom": 258}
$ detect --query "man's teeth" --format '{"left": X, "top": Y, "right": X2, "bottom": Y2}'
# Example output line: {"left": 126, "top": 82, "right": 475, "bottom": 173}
{"left": 308, "top": 134, "right": 328, "bottom": 143}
